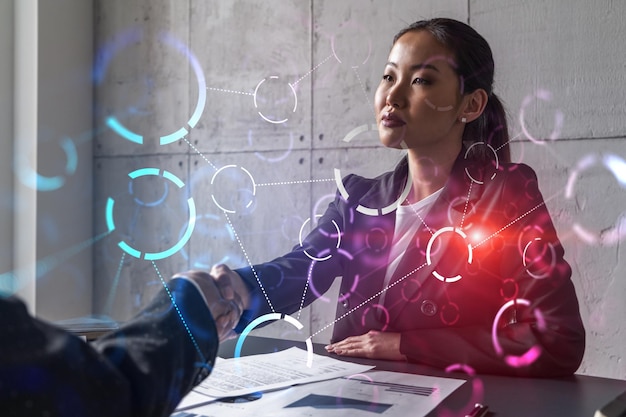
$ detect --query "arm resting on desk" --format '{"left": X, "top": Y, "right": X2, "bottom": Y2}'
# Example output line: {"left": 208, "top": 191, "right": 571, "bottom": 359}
{"left": 400, "top": 273, "right": 585, "bottom": 377}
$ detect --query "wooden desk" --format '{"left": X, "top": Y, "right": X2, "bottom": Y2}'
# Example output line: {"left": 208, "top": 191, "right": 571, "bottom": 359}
{"left": 219, "top": 336, "right": 626, "bottom": 417}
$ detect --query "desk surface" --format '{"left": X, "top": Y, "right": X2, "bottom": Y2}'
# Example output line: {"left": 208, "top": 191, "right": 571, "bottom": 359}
{"left": 218, "top": 336, "right": 626, "bottom": 417}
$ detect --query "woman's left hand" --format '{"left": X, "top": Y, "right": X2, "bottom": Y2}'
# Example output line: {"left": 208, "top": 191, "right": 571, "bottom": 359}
{"left": 325, "top": 330, "right": 407, "bottom": 361}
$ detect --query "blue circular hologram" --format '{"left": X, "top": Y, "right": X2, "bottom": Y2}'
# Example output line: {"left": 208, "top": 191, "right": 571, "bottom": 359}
{"left": 16, "top": 137, "right": 78, "bottom": 192}
{"left": 99, "top": 30, "right": 206, "bottom": 145}
{"left": 128, "top": 174, "right": 169, "bottom": 207}
{"left": 105, "top": 168, "right": 196, "bottom": 260}
{"left": 234, "top": 313, "right": 313, "bottom": 367}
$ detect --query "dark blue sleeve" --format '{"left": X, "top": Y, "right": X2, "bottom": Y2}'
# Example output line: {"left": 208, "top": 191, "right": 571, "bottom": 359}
{"left": 0, "top": 278, "right": 218, "bottom": 417}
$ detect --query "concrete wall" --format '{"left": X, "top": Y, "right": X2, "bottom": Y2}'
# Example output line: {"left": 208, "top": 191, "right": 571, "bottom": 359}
{"left": 471, "top": 0, "right": 626, "bottom": 379}
{"left": 34, "top": 0, "right": 95, "bottom": 320}
{"left": 0, "top": 0, "right": 15, "bottom": 293}
{"left": 2, "top": 0, "right": 94, "bottom": 318}
{"left": 92, "top": 0, "right": 626, "bottom": 379}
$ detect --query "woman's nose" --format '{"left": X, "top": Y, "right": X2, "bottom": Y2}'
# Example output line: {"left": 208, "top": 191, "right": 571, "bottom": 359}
{"left": 386, "top": 85, "right": 405, "bottom": 108}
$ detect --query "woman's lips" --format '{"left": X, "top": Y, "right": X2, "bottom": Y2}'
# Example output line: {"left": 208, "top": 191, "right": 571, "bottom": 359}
{"left": 381, "top": 112, "right": 406, "bottom": 128}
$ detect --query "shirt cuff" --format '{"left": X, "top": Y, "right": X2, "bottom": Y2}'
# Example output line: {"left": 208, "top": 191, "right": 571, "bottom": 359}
{"left": 170, "top": 276, "right": 211, "bottom": 309}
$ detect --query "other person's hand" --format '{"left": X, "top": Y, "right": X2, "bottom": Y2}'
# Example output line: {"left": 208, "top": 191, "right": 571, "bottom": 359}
{"left": 208, "top": 264, "right": 250, "bottom": 319}
{"left": 325, "top": 330, "right": 407, "bottom": 361}
{"left": 172, "top": 270, "right": 241, "bottom": 341}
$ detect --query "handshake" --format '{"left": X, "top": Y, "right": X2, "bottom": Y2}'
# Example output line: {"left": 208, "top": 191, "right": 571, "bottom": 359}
{"left": 173, "top": 264, "right": 251, "bottom": 342}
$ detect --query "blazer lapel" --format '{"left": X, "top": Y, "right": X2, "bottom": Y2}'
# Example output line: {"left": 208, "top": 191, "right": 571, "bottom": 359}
{"left": 383, "top": 154, "right": 490, "bottom": 322}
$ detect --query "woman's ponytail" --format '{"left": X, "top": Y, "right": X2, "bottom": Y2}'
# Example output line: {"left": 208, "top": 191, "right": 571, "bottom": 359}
{"left": 463, "top": 93, "right": 511, "bottom": 164}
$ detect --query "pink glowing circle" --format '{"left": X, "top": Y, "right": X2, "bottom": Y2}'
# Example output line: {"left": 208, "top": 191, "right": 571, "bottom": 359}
{"left": 440, "top": 302, "right": 460, "bottom": 326}
{"left": 361, "top": 304, "right": 390, "bottom": 331}
{"left": 491, "top": 298, "right": 543, "bottom": 368}
{"left": 307, "top": 248, "right": 358, "bottom": 303}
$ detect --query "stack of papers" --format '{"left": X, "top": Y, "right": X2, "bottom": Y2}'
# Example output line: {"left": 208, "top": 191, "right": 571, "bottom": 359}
{"left": 174, "top": 347, "right": 465, "bottom": 417}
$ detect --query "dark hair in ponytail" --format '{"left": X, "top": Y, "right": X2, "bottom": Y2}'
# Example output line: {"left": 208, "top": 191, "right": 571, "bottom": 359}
{"left": 393, "top": 18, "right": 511, "bottom": 164}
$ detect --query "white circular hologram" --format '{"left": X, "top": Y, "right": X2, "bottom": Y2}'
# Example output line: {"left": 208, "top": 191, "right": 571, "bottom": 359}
{"left": 424, "top": 98, "right": 453, "bottom": 112}
{"left": 342, "top": 124, "right": 378, "bottom": 143}
{"left": 522, "top": 237, "right": 556, "bottom": 279}
{"left": 330, "top": 21, "right": 372, "bottom": 67}
{"left": 565, "top": 153, "right": 626, "bottom": 245}
{"left": 464, "top": 142, "right": 499, "bottom": 184}
{"left": 234, "top": 313, "right": 313, "bottom": 367}
{"left": 334, "top": 167, "right": 413, "bottom": 216}
{"left": 299, "top": 215, "right": 342, "bottom": 261}
{"left": 210, "top": 165, "right": 257, "bottom": 214}
{"left": 519, "top": 88, "right": 564, "bottom": 144}
{"left": 253, "top": 76, "right": 297, "bottom": 124}
{"left": 420, "top": 55, "right": 462, "bottom": 112}
{"left": 335, "top": 123, "right": 411, "bottom": 215}
{"left": 426, "top": 227, "right": 473, "bottom": 283}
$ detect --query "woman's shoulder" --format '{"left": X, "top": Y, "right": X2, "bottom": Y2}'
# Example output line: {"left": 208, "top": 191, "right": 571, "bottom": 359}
{"left": 338, "top": 168, "right": 399, "bottom": 206}
{"left": 497, "top": 161, "right": 539, "bottom": 181}
{"left": 343, "top": 157, "right": 407, "bottom": 188}
{"left": 457, "top": 158, "right": 539, "bottom": 188}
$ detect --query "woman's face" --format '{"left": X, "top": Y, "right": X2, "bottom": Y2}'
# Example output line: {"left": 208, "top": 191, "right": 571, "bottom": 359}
{"left": 374, "top": 30, "right": 468, "bottom": 153}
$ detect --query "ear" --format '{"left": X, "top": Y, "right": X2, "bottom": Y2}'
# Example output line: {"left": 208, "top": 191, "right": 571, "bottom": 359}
{"left": 460, "top": 88, "right": 488, "bottom": 123}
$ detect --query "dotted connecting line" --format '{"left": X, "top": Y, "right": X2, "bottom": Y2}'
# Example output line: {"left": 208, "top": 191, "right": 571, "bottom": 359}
{"left": 296, "top": 260, "right": 315, "bottom": 320}
{"left": 352, "top": 67, "right": 373, "bottom": 111}
{"left": 496, "top": 131, "right": 523, "bottom": 152}
{"left": 472, "top": 199, "right": 548, "bottom": 249}
{"left": 103, "top": 252, "right": 126, "bottom": 315}
{"left": 207, "top": 87, "right": 254, "bottom": 96}
{"left": 459, "top": 181, "right": 474, "bottom": 229}
{"left": 183, "top": 137, "right": 218, "bottom": 171}
{"left": 257, "top": 178, "right": 335, "bottom": 187}
{"left": 115, "top": 252, "right": 126, "bottom": 280}
{"left": 151, "top": 260, "right": 206, "bottom": 364}
{"left": 309, "top": 182, "right": 555, "bottom": 338}
{"left": 292, "top": 54, "right": 334, "bottom": 86}
{"left": 406, "top": 198, "right": 435, "bottom": 236}
{"left": 310, "top": 261, "right": 429, "bottom": 338}
{"left": 223, "top": 212, "right": 276, "bottom": 313}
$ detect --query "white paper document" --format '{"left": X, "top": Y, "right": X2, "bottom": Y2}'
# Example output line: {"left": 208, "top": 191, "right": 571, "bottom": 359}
{"left": 175, "top": 347, "right": 374, "bottom": 410}
{"left": 173, "top": 370, "right": 465, "bottom": 417}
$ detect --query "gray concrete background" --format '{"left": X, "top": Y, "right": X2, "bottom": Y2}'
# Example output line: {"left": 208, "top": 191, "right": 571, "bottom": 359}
{"left": 0, "top": 0, "right": 14, "bottom": 293}
{"left": 1, "top": 0, "right": 94, "bottom": 318}
{"left": 89, "top": 0, "right": 626, "bottom": 379}
{"left": 35, "top": 0, "right": 94, "bottom": 319}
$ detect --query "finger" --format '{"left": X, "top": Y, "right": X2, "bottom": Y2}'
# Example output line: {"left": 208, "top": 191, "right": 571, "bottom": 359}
{"left": 332, "top": 336, "right": 361, "bottom": 348}
{"left": 217, "top": 282, "right": 235, "bottom": 300}
{"left": 326, "top": 338, "right": 361, "bottom": 354}
{"left": 334, "top": 345, "right": 362, "bottom": 357}
{"left": 211, "top": 272, "right": 236, "bottom": 300}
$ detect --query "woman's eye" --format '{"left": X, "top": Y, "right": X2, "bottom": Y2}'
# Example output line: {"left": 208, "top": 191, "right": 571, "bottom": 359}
{"left": 382, "top": 74, "right": 393, "bottom": 82}
{"left": 412, "top": 77, "right": 431, "bottom": 85}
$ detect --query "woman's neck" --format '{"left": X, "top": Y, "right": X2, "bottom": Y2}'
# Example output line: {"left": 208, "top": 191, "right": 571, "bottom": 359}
{"left": 404, "top": 144, "right": 461, "bottom": 203}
